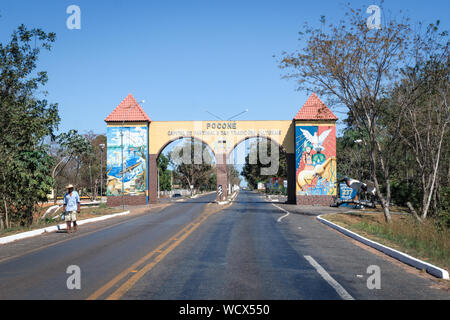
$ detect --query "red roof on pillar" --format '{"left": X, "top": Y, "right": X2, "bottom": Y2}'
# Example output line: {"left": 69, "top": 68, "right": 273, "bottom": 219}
{"left": 104, "top": 93, "right": 151, "bottom": 122}
{"left": 293, "top": 93, "right": 338, "bottom": 121}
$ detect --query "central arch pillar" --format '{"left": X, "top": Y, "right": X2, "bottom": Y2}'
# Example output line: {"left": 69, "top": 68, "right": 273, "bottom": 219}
{"left": 286, "top": 153, "right": 296, "bottom": 204}
{"left": 149, "top": 154, "right": 158, "bottom": 204}
{"left": 216, "top": 153, "right": 228, "bottom": 201}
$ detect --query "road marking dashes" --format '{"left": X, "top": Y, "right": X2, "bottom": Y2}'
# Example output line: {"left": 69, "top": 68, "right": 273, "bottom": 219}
{"left": 304, "top": 255, "right": 355, "bottom": 300}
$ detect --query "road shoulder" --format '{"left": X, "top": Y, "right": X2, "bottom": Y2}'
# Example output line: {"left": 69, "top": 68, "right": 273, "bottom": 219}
{"left": 0, "top": 203, "right": 170, "bottom": 264}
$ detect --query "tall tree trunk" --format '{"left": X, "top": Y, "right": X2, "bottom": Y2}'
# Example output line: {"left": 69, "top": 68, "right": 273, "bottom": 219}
{"left": 54, "top": 185, "right": 58, "bottom": 204}
{"left": 368, "top": 123, "right": 391, "bottom": 223}
{"left": 421, "top": 124, "right": 446, "bottom": 219}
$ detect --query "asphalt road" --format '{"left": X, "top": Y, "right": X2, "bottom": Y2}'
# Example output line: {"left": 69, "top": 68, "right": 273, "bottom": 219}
{"left": 0, "top": 191, "right": 448, "bottom": 300}
{"left": 0, "top": 193, "right": 216, "bottom": 299}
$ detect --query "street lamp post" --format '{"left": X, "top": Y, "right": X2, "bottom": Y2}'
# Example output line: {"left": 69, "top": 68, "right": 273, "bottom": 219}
{"left": 99, "top": 144, "right": 105, "bottom": 202}
{"left": 227, "top": 109, "right": 248, "bottom": 121}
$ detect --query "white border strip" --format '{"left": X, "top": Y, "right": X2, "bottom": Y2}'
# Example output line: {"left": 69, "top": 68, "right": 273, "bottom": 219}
{"left": 0, "top": 211, "right": 130, "bottom": 245}
{"left": 304, "top": 255, "right": 355, "bottom": 300}
{"left": 317, "top": 214, "right": 449, "bottom": 280}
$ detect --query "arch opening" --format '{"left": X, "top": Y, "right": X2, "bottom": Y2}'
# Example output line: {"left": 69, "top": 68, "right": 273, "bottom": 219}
{"left": 150, "top": 136, "right": 218, "bottom": 201}
{"left": 227, "top": 136, "right": 294, "bottom": 202}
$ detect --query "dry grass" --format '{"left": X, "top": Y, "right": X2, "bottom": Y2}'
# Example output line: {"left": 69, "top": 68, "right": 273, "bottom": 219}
{"left": 325, "top": 212, "right": 450, "bottom": 271}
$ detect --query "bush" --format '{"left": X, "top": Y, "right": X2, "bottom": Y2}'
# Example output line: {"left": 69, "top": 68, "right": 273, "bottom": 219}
{"left": 390, "top": 179, "right": 421, "bottom": 207}
{"left": 437, "top": 187, "right": 450, "bottom": 228}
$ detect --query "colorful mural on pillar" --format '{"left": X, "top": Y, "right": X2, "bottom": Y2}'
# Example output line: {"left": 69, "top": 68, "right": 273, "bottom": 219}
{"left": 295, "top": 125, "right": 336, "bottom": 196}
{"left": 106, "top": 126, "right": 148, "bottom": 196}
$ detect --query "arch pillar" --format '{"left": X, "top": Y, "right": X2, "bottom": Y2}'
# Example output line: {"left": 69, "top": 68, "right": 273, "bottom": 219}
{"left": 149, "top": 154, "right": 158, "bottom": 203}
{"left": 216, "top": 153, "right": 228, "bottom": 201}
{"left": 286, "top": 153, "right": 296, "bottom": 204}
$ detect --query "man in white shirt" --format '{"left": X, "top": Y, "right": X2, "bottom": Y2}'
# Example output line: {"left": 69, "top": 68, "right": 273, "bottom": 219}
{"left": 63, "top": 184, "right": 80, "bottom": 233}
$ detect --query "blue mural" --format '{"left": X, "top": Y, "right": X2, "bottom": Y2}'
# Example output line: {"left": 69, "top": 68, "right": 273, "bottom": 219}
{"left": 106, "top": 126, "right": 148, "bottom": 196}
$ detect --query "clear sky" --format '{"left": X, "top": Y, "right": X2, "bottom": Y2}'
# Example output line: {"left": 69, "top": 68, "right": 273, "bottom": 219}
{"left": 1, "top": 0, "right": 449, "bottom": 137}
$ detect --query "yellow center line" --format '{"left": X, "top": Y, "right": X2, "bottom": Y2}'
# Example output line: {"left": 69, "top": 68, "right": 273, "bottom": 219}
{"left": 105, "top": 212, "right": 215, "bottom": 300}
{"left": 86, "top": 212, "right": 212, "bottom": 300}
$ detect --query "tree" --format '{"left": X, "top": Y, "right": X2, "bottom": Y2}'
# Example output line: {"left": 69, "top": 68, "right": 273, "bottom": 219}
{"left": 241, "top": 140, "right": 287, "bottom": 189}
{"left": 169, "top": 139, "right": 215, "bottom": 194}
{"left": 280, "top": 4, "right": 423, "bottom": 222}
{"left": 158, "top": 153, "right": 172, "bottom": 192}
{"left": 0, "top": 24, "right": 59, "bottom": 228}
{"left": 79, "top": 132, "right": 106, "bottom": 200}
{"left": 395, "top": 45, "right": 449, "bottom": 220}
{"left": 227, "top": 165, "right": 241, "bottom": 189}
{"left": 51, "top": 129, "right": 92, "bottom": 202}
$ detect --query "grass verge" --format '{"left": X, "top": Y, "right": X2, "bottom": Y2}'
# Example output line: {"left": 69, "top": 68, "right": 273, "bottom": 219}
{"left": 323, "top": 212, "right": 450, "bottom": 272}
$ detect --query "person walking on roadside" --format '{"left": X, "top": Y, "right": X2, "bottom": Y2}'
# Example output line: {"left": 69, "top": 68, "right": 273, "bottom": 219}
{"left": 63, "top": 184, "right": 80, "bottom": 233}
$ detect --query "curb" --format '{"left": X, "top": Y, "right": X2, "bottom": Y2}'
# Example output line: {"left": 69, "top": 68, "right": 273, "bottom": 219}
{"left": 317, "top": 214, "right": 449, "bottom": 280}
{"left": 0, "top": 210, "right": 130, "bottom": 245}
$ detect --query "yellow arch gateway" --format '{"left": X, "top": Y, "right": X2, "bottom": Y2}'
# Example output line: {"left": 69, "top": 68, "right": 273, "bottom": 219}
{"left": 149, "top": 120, "right": 294, "bottom": 156}
{"left": 105, "top": 93, "right": 337, "bottom": 206}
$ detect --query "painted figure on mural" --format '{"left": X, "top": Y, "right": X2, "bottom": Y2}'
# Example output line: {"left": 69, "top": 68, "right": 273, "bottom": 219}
{"left": 302, "top": 142, "right": 315, "bottom": 171}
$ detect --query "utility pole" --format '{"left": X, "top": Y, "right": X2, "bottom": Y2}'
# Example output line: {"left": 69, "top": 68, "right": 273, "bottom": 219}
{"left": 99, "top": 144, "right": 105, "bottom": 202}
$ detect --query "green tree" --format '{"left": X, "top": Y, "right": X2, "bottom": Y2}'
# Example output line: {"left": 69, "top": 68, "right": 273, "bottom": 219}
{"left": 279, "top": 4, "right": 444, "bottom": 222}
{"left": 241, "top": 140, "right": 287, "bottom": 190}
{"left": 51, "top": 129, "right": 93, "bottom": 202}
{"left": 158, "top": 153, "right": 172, "bottom": 192}
{"left": 0, "top": 24, "right": 59, "bottom": 228}
{"left": 169, "top": 139, "right": 216, "bottom": 194}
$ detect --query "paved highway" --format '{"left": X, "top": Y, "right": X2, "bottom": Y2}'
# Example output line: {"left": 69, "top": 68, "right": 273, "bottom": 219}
{"left": 0, "top": 191, "right": 448, "bottom": 300}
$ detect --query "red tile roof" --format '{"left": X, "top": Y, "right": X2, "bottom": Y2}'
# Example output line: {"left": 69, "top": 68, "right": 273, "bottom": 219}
{"left": 105, "top": 93, "right": 151, "bottom": 122}
{"left": 293, "top": 93, "right": 338, "bottom": 121}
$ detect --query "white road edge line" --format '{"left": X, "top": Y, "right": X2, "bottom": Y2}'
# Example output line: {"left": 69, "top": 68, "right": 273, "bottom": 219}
{"left": 317, "top": 214, "right": 450, "bottom": 279}
{"left": 0, "top": 210, "right": 131, "bottom": 245}
{"left": 271, "top": 203, "right": 290, "bottom": 222}
{"left": 304, "top": 255, "right": 355, "bottom": 300}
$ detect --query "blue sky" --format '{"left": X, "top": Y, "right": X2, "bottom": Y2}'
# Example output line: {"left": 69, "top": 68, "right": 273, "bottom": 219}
{"left": 1, "top": 0, "right": 449, "bottom": 137}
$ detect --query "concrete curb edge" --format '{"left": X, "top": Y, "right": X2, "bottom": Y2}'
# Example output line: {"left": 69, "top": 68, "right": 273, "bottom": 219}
{"left": 0, "top": 210, "right": 131, "bottom": 245}
{"left": 317, "top": 214, "right": 449, "bottom": 280}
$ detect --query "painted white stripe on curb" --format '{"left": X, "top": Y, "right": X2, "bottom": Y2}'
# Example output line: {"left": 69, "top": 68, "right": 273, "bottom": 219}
{"left": 271, "top": 203, "right": 290, "bottom": 222}
{"left": 0, "top": 211, "right": 130, "bottom": 245}
{"left": 317, "top": 214, "right": 449, "bottom": 280}
{"left": 304, "top": 255, "right": 355, "bottom": 300}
